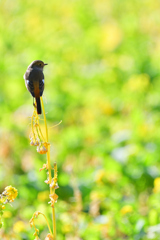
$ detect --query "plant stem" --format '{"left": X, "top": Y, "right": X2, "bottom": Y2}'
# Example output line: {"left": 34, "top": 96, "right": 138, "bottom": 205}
{"left": 39, "top": 212, "right": 53, "bottom": 236}
{"left": 40, "top": 97, "right": 56, "bottom": 239}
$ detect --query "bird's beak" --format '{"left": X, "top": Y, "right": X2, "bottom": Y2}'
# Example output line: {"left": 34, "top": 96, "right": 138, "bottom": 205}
{"left": 44, "top": 63, "right": 48, "bottom": 66}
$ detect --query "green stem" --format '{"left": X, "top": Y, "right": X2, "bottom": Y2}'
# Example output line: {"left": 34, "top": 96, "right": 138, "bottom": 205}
{"left": 41, "top": 97, "right": 56, "bottom": 240}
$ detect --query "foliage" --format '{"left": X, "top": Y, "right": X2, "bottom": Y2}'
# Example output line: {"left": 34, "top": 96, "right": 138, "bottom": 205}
{"left": 0, "top": 0, "right": 160, "bottom": 239}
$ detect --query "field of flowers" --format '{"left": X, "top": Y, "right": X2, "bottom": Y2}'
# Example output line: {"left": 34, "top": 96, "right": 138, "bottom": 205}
{"left": 0, "top": 0, "right": 160, "bottom": 239}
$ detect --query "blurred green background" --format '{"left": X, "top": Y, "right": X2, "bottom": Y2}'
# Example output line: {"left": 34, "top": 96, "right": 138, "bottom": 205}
{"left": 1, "top": 0, "right": 160, "bottom": 239}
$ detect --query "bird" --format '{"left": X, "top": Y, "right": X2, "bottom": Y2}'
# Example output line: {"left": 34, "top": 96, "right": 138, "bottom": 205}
{"left": 24, "top": 60, "right": 47, "bottom": 114}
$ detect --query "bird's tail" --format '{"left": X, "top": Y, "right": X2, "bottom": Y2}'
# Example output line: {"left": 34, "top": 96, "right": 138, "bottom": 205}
{"left": 36, "top": 97, "right": 41, "bottom": 114}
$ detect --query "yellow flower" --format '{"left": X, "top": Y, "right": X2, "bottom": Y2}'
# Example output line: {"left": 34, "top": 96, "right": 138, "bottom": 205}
{"left": 0, "top": 198, "right": 5, "bottom": 204}
{"left": 120, "top": 205, "right": 133, "bottom": 215}
{"left": 62, "top": 224, "right": 73, "bottom": 233}
{"left": 13, "top": 221, "right": 25, "bottom": 233}
{"left": 3, "top": 210, "right": 12, "bottom": 218}
{"left": 38, "top": 190, "right": 50, "bottom": 201}
{"left": 125, "top": 74, "right": 150, "bottom": 92}
{"left": 4, "top": 186, "right": 18, "bottom": 202}
{"left": 90, "top": 191, "right": 105, "bottom": 201}
{"left": 95, "top": 169, "right": 106, "bottom": 183}
{"left": 100, "top": 23, "right": 122, "bottom": 51}
{"left": 153, "top": 177, "right": 160, "bottom": 193}
{"left": 99, "top": 100, "right": 114, "bottom": 116}
{"left": 0, "top": 200, "right": 5, "bottom": 210}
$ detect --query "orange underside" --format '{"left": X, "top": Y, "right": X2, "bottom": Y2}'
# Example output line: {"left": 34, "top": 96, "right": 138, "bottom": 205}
{"left": 33, "top": 81, "right": 40, "bottom": 98}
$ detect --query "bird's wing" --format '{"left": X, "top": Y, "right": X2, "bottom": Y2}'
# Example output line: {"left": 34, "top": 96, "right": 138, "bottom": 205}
{"left": 24, "top": 68, "right": 44, "bottom": 97}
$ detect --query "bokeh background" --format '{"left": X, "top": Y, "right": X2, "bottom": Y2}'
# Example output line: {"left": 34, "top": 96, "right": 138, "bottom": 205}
{"left": 1, "top": 0, "right": 160, "bottom": 239}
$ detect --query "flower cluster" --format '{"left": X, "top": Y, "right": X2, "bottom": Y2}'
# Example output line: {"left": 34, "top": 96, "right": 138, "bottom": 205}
{"left": 2, "top": 186, "right": 18, "bottom": 203}
{"left": 43, "top": 163, "right": 59, "bottom": 208}
{"left": 29, "top": 106, "right": 49, "bottom": 154}
{"left": 0, "top": 186, "right": 18, "bottom": 228}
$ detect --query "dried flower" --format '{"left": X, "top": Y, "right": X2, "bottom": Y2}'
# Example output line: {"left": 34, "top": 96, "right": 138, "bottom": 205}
{"left": 37, "top": 145, "right": 48, "bottom": 154}
{"left": 30, "top": 140, "right": 35, "bottom": 146}
{"left": 49, "top": 193, "right": 58, "bottom": 207}
{"left": 44, "top": 178, "right": 50, "bottom": 184}
{"left": 45, "top": 233, "right": 54, "bottom": 240}
{"left": 39, "top": 164, "right": 48, "bottom": 172}
{"left": 34, "top": 140, "right": 40, "bottom": 146}
{"left": 50, "top": 180, "right": 59, "bottom": 190}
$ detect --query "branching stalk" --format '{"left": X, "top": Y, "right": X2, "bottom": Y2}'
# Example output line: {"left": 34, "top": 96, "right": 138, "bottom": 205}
{"left": 41, "top": 97, "right": 56, "bottom": 240}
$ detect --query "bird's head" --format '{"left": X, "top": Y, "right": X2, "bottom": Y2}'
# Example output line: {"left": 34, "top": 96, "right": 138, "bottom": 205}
{"left": 29, "top": 60, "right": 48, "bottom": 69}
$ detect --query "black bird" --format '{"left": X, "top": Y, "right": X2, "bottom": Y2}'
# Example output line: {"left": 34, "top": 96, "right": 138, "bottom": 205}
{"left": 24, "top": 60, "right": 47, "bottom": 114}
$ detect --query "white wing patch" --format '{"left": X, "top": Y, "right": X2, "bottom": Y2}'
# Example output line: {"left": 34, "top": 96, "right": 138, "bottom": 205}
{"left": 25, "top": 80, "right": 29, "bottom": 88}
{"left": 42, "top": 79, "right": 44, "bottom": 84}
